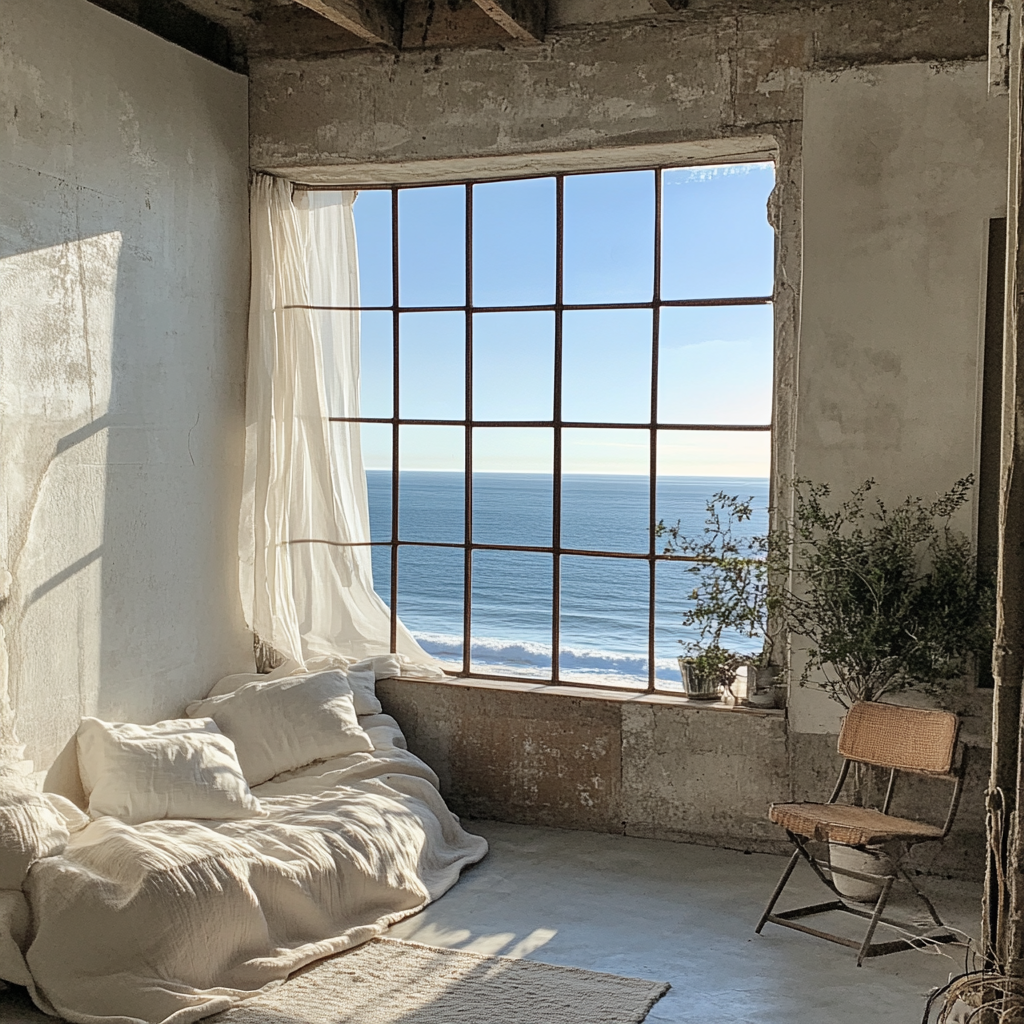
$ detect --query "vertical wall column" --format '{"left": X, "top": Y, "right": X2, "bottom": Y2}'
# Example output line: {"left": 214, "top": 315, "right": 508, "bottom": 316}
{"left": 989, "top": 0, "right": 1024, "bottom": 974}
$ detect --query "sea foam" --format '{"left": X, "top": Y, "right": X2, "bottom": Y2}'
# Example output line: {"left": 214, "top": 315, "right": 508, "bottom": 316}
{"left": 415, "top": 631, "right": 683, "bottom": 685}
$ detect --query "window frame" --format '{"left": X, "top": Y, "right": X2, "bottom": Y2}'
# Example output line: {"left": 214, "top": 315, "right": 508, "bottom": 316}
{"left": 299, "top": 163, "right": 776, "bottom": 693}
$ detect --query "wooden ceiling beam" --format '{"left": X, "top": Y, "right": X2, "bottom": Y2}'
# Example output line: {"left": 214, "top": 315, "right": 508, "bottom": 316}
{"left": 470, "top": 0, "right": 547, "bottom": 42}
{"left": 287, "top": 0, "right": 402, "bottom": 47}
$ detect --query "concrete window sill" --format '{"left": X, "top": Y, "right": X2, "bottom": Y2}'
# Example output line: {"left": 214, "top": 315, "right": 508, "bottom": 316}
{"left": 385, "top": 672, "right": 786, "bottom": 717}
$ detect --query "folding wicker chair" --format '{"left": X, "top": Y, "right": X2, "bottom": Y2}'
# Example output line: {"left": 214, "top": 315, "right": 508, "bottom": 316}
{"left": 755, "top": 701, "right": 966, "bottom": 966}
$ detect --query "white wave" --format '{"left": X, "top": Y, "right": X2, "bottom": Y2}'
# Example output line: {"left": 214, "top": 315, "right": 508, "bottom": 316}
{"left": 414, "top": 632, "right": 682, "bottom": 682}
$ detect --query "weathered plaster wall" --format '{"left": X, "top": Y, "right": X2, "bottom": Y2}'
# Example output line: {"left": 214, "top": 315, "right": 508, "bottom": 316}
{"left": 0, "top": 0, "right": 253, "bottom": 769}
{"left": 249, "top": 2, "right": 984, "bottom": 181}
{"left": 377, "top": 678, "right": 791, "bottom": 852}
{"left": 792, "top": 61, "right": 1008, "bottom": 737}
{"left": 250, "top": 17, "right": 1005, "bottom": 877}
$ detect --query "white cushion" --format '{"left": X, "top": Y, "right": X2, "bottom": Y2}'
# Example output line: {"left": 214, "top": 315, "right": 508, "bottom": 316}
{"left": 0, "top": 779, "right": 69, "bottom": 890}
{"left": 344, "top": 664, "right": 383, "bottom": 716}
{"left": 76, "top": 718, "right": 266, "bottom": 825}
{"left": 186, "top": 671, "right": 374, "bottom": 786}
{"left": 206, "top": 672, "right": 266, "bottom": 699}
{"left": 207, "top": 665, "right": 383, "bottom": 717}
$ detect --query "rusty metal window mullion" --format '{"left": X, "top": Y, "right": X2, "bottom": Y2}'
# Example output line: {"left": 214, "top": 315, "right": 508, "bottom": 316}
{"left": 287, "top": 295, "right": 772, "bottom": 314}
{"left": 389, "top": 187, "right": 400, "bottom": 654}
{"left": 463, "top": 184, "right": 474, "bottom": 677}
{"left": 551, "top": 174, "right": 565, "bottom": 683}
{"left": 647, "top": 170, "right": 663, "bottom": 695}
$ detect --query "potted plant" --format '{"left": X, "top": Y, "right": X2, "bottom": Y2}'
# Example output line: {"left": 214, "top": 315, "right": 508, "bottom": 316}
{"left": 766, "top": 475, "right": 995, "bottom": 896}
{"left": 657, "top": 492, "right": 773, "bottom": 701}
{"left": 766, "top": 475, "right": 994, "bottom": 710}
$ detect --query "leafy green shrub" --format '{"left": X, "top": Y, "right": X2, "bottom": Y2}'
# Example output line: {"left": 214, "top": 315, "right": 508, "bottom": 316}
{"left": 767, "top": 476, "right": 994, "bottom": 707}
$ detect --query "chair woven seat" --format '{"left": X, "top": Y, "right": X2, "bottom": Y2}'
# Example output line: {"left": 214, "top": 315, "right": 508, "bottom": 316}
{"left": 769, "top": 801, "right": 944, "bottom": 846}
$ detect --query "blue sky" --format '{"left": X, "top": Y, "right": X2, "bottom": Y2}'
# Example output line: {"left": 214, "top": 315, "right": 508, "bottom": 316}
{"left": 352, "top": 162, "right": 775, "bottom": 475}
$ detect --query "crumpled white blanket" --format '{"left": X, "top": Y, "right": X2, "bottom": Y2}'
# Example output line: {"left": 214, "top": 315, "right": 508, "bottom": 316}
{"left": 4, "top": 714, "right": 486, "bottom": 1024}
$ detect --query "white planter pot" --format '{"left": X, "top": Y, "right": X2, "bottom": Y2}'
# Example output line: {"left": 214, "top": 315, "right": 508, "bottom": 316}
{"left": 828, "top": 844, "right": 893, "bottom": 903}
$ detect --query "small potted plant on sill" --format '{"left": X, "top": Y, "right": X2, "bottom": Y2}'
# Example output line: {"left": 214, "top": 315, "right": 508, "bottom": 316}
{"left": 657, "top": 492, "right": 774, "bottom": 702}
{"left": 765, "top": 474, "right": 995, "bottom": 898}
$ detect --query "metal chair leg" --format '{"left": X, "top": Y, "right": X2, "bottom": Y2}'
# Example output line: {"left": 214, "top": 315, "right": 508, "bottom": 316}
{"left": 897, "top": 864, "right": 949, "bottom": 932}
{"left": 756, "top": 849, "right": 801, "bottom": 934}
{"left": 857, "top": 874, "right": 896, "bottom": 967}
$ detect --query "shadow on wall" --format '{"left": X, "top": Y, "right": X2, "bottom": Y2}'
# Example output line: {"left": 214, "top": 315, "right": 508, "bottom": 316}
{"left": 0, "top": 168, "right": 250, "bottom": 770}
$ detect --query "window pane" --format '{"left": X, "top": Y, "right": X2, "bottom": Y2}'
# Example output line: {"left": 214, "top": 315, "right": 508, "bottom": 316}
{"left": 474, "top": 312, "right": 554, "bottom": 421}
{"left": 359, "top": 310, "right": 393, "bottom": 418}
{"left": 560, "top": 554, "right": 648, "bottom": 688}
{"left": 371, "top": 542, "right": 392, "bottom": 613}
{"left": 656, "top": 429, "right": 770, "bottom": 479}
{"left": 399, "top": 312, "right": 464, "bottom": 419}
{"left": 657, "top": 306, "right": 773, "bottom": 425}
{"left": 473, "top": 178, "right": 556, "bottom": 307}
{"left": 398, "top": 544, "right": 463, "bottom": 669}
{"left": 654, "top": 558, "right": 693, "bottom": 693}
{"left": 562, "top": 309, "right": 651, "bottom": 423}
{"left": 399, "top": 185, "right": 465, "bottom": 307}
{"left": 353, "top": 189, "right": 393, "bottom": 307}
{"left": 360, "top": 425, "right": 393, "bottom": 542}
{"left": 399, "top": 426, "right": 464, "bottom": 543}
{"left": 661, "top": 162, "right": 775, "bottom": 300}
{"left": 317, "top": 308, "right": 359, "bottom": 418}
{"left": 655, "top": 476, "right": 769, "bottom": 682}
{"left": 355, "top": 424, "right": 393, "bottom": 604}
{"left": 561, "top": 432, "right": 649, "bottom": 553}
{"left": 562, "top": 426, "right": 649, "bottom": 476}
{"left": 473, "top": 429, "right": 553, "bottom": 546}
{"left": 471, "top": 550, "right": 552, "bottom": 677}
{"left": 563, "top": 170, "right": 655, "bottom": 304}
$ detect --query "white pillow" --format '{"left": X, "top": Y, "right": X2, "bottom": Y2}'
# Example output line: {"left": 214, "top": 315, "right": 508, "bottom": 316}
{"left": 344, "top": 664, "right": 383, "bottom": 716}
{"left": 206, "top": 666, "right": 382, "bottom": 716}
{"left": 0, "top": 779, "right": 69, "bottom": 890}
{"left": 186, "top": 671, "right": 374, "bottom": 786}
{"left": 76, "top": 718, "right": 266, "bottom": 825}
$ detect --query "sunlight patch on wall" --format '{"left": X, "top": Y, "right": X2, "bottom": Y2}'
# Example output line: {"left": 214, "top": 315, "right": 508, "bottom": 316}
{"left": 0, "top": 231, "right": 122, "bottom": 759}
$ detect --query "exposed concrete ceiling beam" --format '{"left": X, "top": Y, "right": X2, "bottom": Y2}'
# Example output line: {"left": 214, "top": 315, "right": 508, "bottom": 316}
{"left": 470, "top": 0, "right": 546, "bottom": 42}
{"left": 287, "top": 0, "right": 401, "bottom": 46}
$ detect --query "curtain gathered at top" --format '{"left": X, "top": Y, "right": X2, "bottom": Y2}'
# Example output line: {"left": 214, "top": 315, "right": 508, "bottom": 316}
{"left": 240, "top": 172, "right": 443, "bottom": 677}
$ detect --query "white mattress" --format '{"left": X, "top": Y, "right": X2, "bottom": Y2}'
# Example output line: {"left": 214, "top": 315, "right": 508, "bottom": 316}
{"left": 4, "top": 714, "right": 487, "bottom": 1024}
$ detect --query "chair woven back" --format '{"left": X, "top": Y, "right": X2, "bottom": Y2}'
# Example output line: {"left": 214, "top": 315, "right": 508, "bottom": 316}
{"left": 837, "top": 702, "right": 959, "bottom": 775}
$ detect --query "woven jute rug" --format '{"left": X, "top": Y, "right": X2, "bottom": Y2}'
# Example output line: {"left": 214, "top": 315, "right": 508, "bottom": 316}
{"left": 213, "top": 937, "right": 670, "bottom": 1024}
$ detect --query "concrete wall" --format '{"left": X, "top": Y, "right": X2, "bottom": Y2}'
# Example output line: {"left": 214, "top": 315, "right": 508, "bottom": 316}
{"left": 793, "top": 62, "right": 1008, "bottom": 736}
{"left": 253, "top": 20, "right": 1005, "bottom": 878}
{"left": 379, "top": 679, "right": 790, "bottom": 851}
{"left": 0, "top": 0, "right": 253, "bottom": 770}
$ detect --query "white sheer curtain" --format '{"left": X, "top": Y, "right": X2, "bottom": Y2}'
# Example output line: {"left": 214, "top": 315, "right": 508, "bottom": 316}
{"left": 240, "top": 173, "right": 442, "bottom": 676}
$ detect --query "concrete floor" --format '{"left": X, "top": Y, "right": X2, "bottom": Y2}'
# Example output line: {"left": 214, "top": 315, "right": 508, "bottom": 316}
{"left": 390, "top": 821, "right": 980, "bottom": 1024}
{"left": 0, "top": 819, "right": 980, "bottom": 1024}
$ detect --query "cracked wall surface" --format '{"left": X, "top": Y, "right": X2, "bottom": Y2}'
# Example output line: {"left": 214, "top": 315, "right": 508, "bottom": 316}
{"left": 249, "top": 1, "right": 986, "bottom": 180}
{"left": 0, "top": 0, "right": 254, "bottom": 769}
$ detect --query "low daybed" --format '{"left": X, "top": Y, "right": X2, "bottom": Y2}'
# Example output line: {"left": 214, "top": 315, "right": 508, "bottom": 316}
{"left": 0, "top": 662, "right": 487, "bottom": 1024}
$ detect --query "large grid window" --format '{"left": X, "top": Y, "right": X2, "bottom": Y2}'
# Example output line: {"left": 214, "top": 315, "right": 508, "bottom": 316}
{"left": 333, "top": 163, "right": 775, "bottom": 693}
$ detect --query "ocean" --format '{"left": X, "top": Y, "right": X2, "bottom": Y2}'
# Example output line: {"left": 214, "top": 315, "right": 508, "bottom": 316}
{"left": 366, "top": 471, "right": 769, "bottom": 690}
